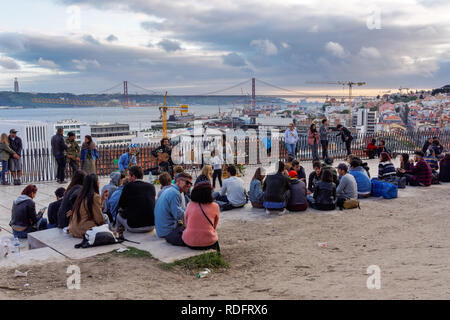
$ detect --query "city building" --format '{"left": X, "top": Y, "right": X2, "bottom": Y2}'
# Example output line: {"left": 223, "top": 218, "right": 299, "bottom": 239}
{"left": 352, "top": 108, "right": 378, "bottom": 134}
{"left": 84, "top": 123, "right": 136, "bottom": 146}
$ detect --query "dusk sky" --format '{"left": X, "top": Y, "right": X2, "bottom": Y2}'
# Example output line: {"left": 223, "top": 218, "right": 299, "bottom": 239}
{"left": 0, "top": 0, "right": 449, "bottom": 95}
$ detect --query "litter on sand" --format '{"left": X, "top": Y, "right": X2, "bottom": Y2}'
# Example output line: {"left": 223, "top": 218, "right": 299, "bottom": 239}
{"left": 116, "top": 248, "right": 130, "bottom": 253}
{"left": 14, "top": 270, "right": 29, "bottom": 278}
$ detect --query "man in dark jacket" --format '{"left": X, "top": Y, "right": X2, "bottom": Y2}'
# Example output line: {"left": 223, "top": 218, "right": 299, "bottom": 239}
{"left": 336, "top": 124, "right": 353, "bottom": 155}
{"left": 117, "top": 166, "right": 156, "bottom": 232}
{"left": 51, "top": 128, "right": 68, "bottom": 183}
{"left": 8, "top": 129, "right": 23, "bottom": 185}
{"left": 263, "top": 161, "right": 291, "bottom": 214}
{"left": 47, "top": 187, "right": 65, "bottom": 228}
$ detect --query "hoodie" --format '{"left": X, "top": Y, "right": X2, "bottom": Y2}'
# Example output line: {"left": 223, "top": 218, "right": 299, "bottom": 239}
{"left": 101, "top": 172, "right": 122, "bottom": 201}
{"left": 10, "top": 195, "right": 38, "bottom": 229}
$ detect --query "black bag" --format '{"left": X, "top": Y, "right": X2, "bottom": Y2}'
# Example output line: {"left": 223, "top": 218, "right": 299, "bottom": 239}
{"left": 75, "top": 224, "right": 122, "bottom": 249}
{"left": 165, "top": 225, "right": 186, "bottom": 246}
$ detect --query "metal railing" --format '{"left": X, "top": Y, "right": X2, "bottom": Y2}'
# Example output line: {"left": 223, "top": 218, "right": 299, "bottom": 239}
{"left": 1, "top": 130, "right": 448, "bottom": 184}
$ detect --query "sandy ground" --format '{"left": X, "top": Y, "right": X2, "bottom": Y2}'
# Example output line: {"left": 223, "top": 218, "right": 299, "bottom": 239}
{"left": 1, "top": 159, "right": 450, "bottom": 299}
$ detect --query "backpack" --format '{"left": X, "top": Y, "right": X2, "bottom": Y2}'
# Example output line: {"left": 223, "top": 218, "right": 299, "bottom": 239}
{"left": 336, "top": 198, "right": 360, "bottom": 210}
{"left": 75, "top": 224, "right": 122, "bottom": 249}
{"left": 371, "top": 178, "right": 398, "bottom": 199}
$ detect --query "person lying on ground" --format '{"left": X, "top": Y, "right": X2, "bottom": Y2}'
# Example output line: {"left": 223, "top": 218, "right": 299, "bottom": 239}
{"left": 116, "top": 166, "right": 156, "bottom": 233}
{"left": 9, "top": 184, "right": 48, "bottom": 239}
{"left": 47, "top": 187, "right": 65, "bottom": 228}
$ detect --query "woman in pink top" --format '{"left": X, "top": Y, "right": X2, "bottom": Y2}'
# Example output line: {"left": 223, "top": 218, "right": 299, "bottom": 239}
{"left": 307, "top": 123, "right": 320, "bottom": 161}
{"left": 182, "top": 181, "right": 220, "bottom": 250}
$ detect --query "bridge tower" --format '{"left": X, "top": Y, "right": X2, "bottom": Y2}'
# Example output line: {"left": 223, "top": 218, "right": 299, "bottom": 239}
{"left": 251, "top": 77, "right": 255, "bottom": 111}
{"left": 14, "top": 78, "right": 19, "bottom": 93}
{"left": 123, "top": 81, "right": 129, "bottom": 107}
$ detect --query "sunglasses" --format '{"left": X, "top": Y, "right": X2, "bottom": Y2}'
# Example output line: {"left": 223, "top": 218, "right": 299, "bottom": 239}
{"left": 180, "top": 179, "right": 192, "bottom": 186}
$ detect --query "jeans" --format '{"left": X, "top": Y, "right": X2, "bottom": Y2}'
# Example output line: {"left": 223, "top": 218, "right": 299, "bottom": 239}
{"left": 116, "top": 214, "right": 154, "bottom": 233}
{"left": 55, "top": 157, "right": 66, "bottom": 182}
{"left": 286, "top": 143, "right": 296, "bottom": 157}
{"left": 311, "top": 141, "right": 319, "bottom": 161}
{"left": 12, "top": 218, "right": 48, "bottom": 239}
{"left": 345, "top": 140, "right": 352, "bottom": 155}
{"left": 1, "top": 160, "right": 8, "bottom": 183}
{"left": 68, "top": 159, "right": 79, "bottom": 174}
{"left": 212, "top": 169, "right": 222, "bottom": 188}
{"left": 320, "top": 140, "right": 328, "bottom": 159}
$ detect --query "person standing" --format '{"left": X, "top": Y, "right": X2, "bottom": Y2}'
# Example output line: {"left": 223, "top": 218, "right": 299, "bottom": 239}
{"left": 336, "top": 124, "right": 353, "bottom": 156}
{"left": 80, "top": 135, "right": 99, "bottom": 175}
{"left": 319, "top": 119, "right": 331, "bottom": 160}
{"left": 51, "top": 128, "right": 68, "bottom": 184}
{"left": 8, "top": 129, "right": 23, "bottom": 185}
{"left": 307, "top": 123, "right": 320, "bottom": 161}
{"left": 284, "top": 123, "right": 298, "bottom": 159}
{"left": 210, "top": 150, "right": 223, "bottom": 188}
{"left": 66, "top": 132, "right": 80, "bottom": 175}
{"left": 1, "top": 133, "right": 20, "bottom": 185}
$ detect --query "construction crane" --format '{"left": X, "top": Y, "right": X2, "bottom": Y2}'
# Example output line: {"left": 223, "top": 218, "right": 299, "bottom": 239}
{"left": 160, "top": 91, "right": 189, "bottom": 138}
{"left": 306, "top": 81, "right": 366, "bottom": 125}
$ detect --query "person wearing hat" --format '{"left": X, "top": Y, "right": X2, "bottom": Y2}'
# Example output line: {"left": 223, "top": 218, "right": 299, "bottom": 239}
{"left": 8, "top": 129, "right": 23, "bottom": 185}
{"left": 118, "top": 144, "right": 137, "bottom": 173}
{"left": 398, "top": 151, "right": 432, "bottom": 186}
{"left": 66, "top": 131, "right": 80, "bottom": 175}
{"left": 287, "top": 170, "right": 308, "bottom": 212}
{"left": 335, "top": 163, "right": 358, "bottom": 202}
{"left": 1, "top": 133, "right": 20, "bottom": 185}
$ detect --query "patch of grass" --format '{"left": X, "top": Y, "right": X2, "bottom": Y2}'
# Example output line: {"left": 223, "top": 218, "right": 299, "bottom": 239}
{"left": 112, "top": 247, "right": 153, "bottom": 259}
{"left": 160, "top": 251, "right": 228, "bottom": 271}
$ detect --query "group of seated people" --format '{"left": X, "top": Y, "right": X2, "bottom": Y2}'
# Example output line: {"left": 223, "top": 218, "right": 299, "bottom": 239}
{"left": 8, "top": 148, "right": 450, "bottom": 251}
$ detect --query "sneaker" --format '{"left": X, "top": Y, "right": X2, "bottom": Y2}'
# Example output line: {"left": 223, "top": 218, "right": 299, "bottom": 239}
{"left": 265, "top": 209, "right": 271, "bottom": 215}
{"left": 278, "top": 209, "right": 286, "bottom": 216}
{"left": 1, "top": 181, "right": 10, "bottom": 185}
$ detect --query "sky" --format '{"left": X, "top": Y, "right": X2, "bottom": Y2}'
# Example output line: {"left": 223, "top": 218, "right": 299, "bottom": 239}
{"left": 0, "top": 0, "right": 449, "bottom": 95}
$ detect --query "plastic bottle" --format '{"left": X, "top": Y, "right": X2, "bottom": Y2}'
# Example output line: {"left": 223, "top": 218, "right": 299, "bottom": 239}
{"left": 148, "top": 171, "right": 154, "bottom": 184}
{"left": 13, "top": 237, "right": 20, "bottom": 254}
{"left": 197, "top": 268, "right": 211, "bottom": 278}
{"left": 1, "top": 238, "right": 11, "bottom": 258}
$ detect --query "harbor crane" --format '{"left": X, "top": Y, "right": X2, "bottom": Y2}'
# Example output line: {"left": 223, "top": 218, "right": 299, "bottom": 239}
{"left": 160, "top": 91, "right": 188, "bottom": 138}
{"left": 305, "top": 80, "right": 366, "bottom": 124}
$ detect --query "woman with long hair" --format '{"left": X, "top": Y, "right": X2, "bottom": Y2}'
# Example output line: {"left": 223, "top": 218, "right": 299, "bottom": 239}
{"left": 249, "top": 167, "right": 266, "bottom": 208}
{"left": 195, "top": 165, "right": 213, "bottom": 185}
{"left": 80, "top": 135, "right": 98, "bottom": 175}
{"left": 68, "top": 174, "right": 107, "bottom": 238}
{"left": 378, "top": 152, "right": 396, "bottom": 181}
{"left": 57, "top": 169, "right": 87, "bottom": 228}
{"left": 397, "top": 153, "right": 411, "bottom": 177}
{"left": 307, "top": 123, "right": 320, "bottom": 161}
{"left": 0, "top": 133, "right": 19, "bottom": 185}
{"left": 10, "top": 184, "right": 48, "bottom": 238}
{"left": 307, "top": 169, "right": 336, "bottom": 211}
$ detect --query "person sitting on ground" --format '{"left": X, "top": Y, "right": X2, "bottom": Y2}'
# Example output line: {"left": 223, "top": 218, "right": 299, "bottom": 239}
{"left": 366, "top": 139, "right": 378, "bottom": 159}
{"left": 308, "top": 161, "right": 322, "bottom": 194}
{"left": 399, "top": 150, "right": 432, "bottom": 187}
{"left": 377, "top": 139, "right": 391, "bottom": 157}
{"left": 396, "top": 153, "right": 411, "bottom": 177}
{"left": 249, "top": 167, "right": 266, "bottom": 208}
{"left": 285, "top": 155, "right": 294, "bottom": 172}
{"left": 307, "top": 169, "right": 336, "bottom": 211}
{"left": 116, "top": 166, "right": 156, "bottom": 233}
{"left": 68, "top": 174, "right": 108, "bottom": 238}
{"left": 157, "top": 172, "right": 172, "bottom": 199}
{"left": 322, "top": 157, "right": 339, "bottom": 185}
{"left": 349, "top": 159, "right": 371, "bottom": 198}
{"left": 195, "top": 165, "right": 213, "bottom": 185}
{"left": 155, "top": 172, "right": 192, "bottom": 238}
{"left": 101, "top": 172, "right": 124, "bottom": 220}
{"left": 57, "top": 169, "right": 87, "bottom": 228}
{"left": 291, "top": 159, "right": 306, "bottom": 182}
{"left": 422, "top": 137, "right": 433, "bottom": 154}
{"left": 263, "top": 161, "right": 291, "bottom": 214}
{"left": 431, "top": 137, "right": 444, "bottom": 159}
{"left": 439, "top": 153, "right": 450, "bottom": 182}
{"left": 9, "top": 184, "right": 48, "bottom": 238}
{"left": 169, "top": 181, "right": 220, "bottom": 250}
{"left": 424, "top": 149, "right": 439, "bottom": 173}
{"left": 347, "top": 155, "right": 370, "bottom": 178}
{"left": 287, "top": 170, "right": 308, "bottom": 212}
{"left": 336, "top": 163, "right": 358, "bottom": 202}
{"left": 118, "top": 144, "right": 137, "bottom": 173}
{"left": 47, "top": 187, "right": 65, "bottom": 229}
{"left": 108, "top": 178, "right": 128, "bottom": 223}
{"left": 214, "top": 165, "right": 247, "bottom": 209}
{"left": 378, "top": 152, "right": 397, "bottom": 181}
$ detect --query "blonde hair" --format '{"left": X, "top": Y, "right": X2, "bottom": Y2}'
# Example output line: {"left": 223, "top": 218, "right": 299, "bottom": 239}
{"left": 201, "top": 165, "right": 213, "bottom": 179}
{"left": 0, "top": 133, "right": 9, "bottom": 144}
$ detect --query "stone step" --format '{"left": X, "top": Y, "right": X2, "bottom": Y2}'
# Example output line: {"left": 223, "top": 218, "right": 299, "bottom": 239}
{"left": 0, "top": 247, "right": 66, "bottom": 268}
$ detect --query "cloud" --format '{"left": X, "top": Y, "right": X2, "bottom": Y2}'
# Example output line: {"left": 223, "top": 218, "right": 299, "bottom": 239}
{"left": 72, "top": 59, "right": 100, "bottom": 70}
{"left": 250, "top": 39, "right": 278, "bottom": 55}
{"left": 106, "top": 34, "right": 118, "bottom": 42}
{"left": 37, "top": 57, "right": 59, "bottom": 69}
{"left": 83, "top": 34, "right": 100, "bottom": 45}
{"left": 222, "top": 53, "right": 247, "bottom": 67}
{"left": 325, "top": 41, "right": 347, "bottom": 58}
{"left": 359, "top": 46, "right": 381, "bottom": 59}
{"left": 157, "top": 39, "right": 182, "bottom": 52}
{"left": 0, "top": 56, "right": 20, "bottom": 70}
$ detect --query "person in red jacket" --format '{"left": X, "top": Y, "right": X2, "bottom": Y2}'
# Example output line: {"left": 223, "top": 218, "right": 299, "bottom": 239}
{"left": 399, "top": 151, "right": 432, "bottom": 186}
{"left": 366, "top": 139, "right": 378, "bottom": 159}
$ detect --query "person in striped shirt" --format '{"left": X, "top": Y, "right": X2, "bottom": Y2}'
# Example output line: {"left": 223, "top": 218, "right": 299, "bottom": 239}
{"left": 378, "top": 152, "right": 397, "bottom": 181}
{"left": 424, "top": 149, "right": 439, "bottom": 173}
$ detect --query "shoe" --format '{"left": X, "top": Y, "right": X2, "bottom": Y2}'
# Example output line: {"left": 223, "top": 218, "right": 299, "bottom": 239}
{"left": 265, "top": 209, "right": 271, "bottom": 215}
{"left": 1, "top": 181, "right": 10, "bottom": 185}
{"left": 13, "top": 179, "right": 21, "bottom": 185}
{"left": 278, "top": 209, "right": 286, "bottom": 216}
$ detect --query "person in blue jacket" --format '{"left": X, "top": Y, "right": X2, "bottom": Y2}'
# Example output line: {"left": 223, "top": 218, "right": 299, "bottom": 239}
{"left": 348, "top": 159, "right": 371, "bottom": 198}
{"left": 118, "top": 144, "right": 137, "bottom": 173}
